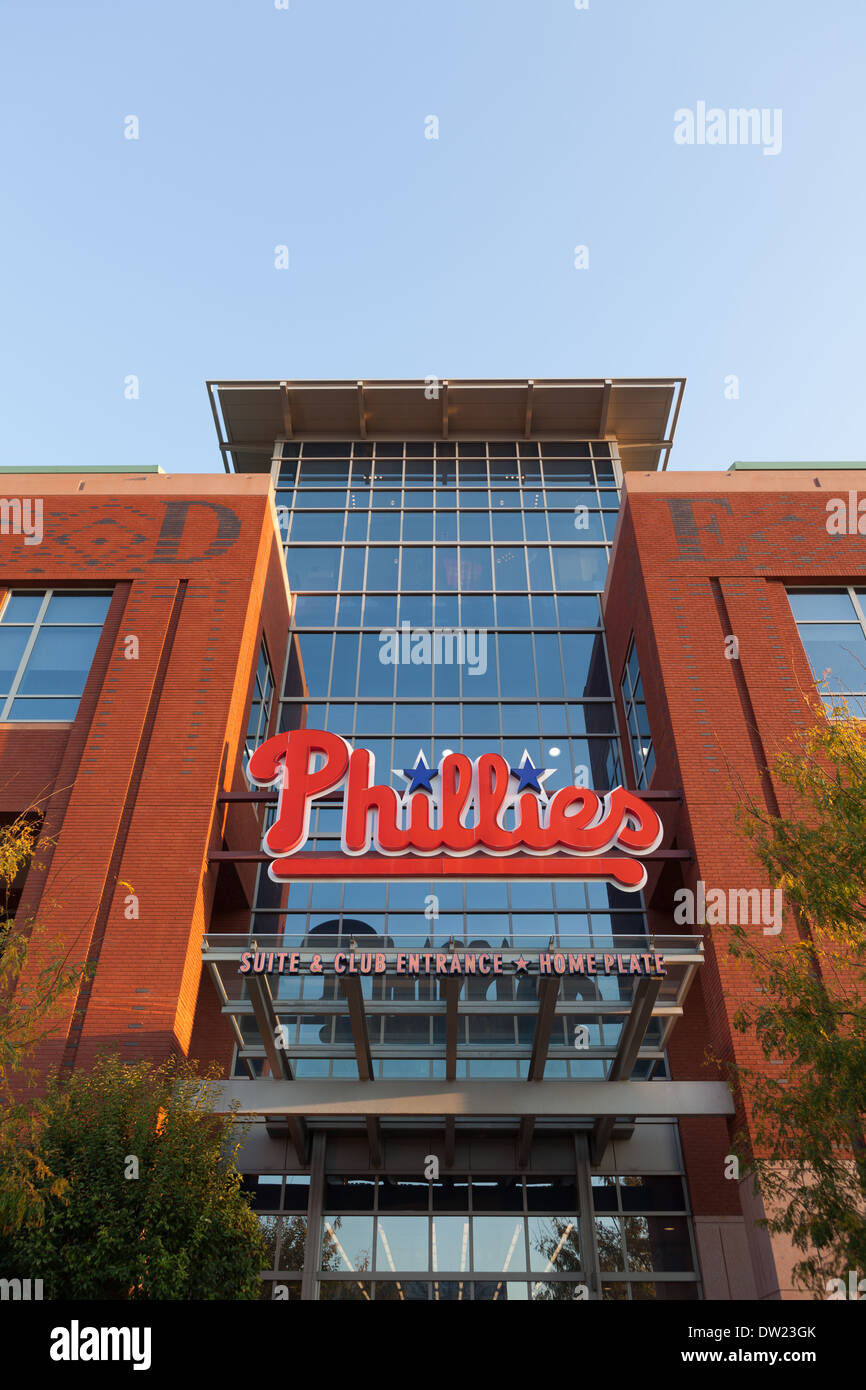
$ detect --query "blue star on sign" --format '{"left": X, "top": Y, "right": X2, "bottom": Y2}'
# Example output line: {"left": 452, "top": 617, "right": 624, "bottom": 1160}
{"left": 401, "top": 752, "right": 438, "bottom": 794}
{"left": 509, "top": 752, "right": 551, "bottom": 795}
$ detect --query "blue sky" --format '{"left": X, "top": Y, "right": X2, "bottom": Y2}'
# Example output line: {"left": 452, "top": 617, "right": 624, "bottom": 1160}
{"left": 1, "top": 0, "right": 864, "bottom": 475}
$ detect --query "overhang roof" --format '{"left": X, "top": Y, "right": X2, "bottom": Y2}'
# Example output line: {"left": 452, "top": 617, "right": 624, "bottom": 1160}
{"left": 207, "top": 377, "right": 685, "bottom": 476}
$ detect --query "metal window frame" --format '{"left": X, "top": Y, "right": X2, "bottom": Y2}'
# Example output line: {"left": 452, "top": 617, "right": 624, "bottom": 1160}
{"left": 0, "top": 588, "right": 112, "bottom": 721}
{"left": 788, "top": 584, "right": 866, "bottom": 705}
{"left": 620, "top": 636, "right": 655, "bottom": 790}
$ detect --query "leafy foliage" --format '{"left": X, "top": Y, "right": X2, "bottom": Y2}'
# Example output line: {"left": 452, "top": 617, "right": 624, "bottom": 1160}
{"left": 0, "top": 1056, "right": 268, "bottom": 1299}
{"left": 727, "top": 703, "right": 866, "bottom": 1294}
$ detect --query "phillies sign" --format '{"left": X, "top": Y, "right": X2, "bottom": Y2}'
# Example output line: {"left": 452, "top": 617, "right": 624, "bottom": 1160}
{"left": 247, "top": 730, "right": 663, "bottom": 891}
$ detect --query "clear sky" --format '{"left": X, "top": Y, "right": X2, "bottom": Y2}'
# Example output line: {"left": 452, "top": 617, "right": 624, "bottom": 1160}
{"left": 1, "top": 0, "right": 864, "bottom": 475}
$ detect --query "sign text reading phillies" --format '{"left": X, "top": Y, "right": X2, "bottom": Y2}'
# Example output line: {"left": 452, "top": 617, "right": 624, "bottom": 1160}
{"left": 247, "top": 730, "right": 664, "bottom": 890}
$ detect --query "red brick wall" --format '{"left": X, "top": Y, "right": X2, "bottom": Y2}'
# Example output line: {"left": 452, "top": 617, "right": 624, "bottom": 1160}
{"left": 1, "top": 474, "right": 289, "bottom": 1084}
{"left": 604, "top": 469, "right": 866, "bottom": 1217}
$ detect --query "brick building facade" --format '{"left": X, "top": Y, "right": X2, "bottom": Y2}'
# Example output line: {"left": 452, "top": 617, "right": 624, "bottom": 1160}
{"left": 4, "top": 387, "right": 861, "bottom": 1302}
{"left": 603, "top": 465, "right": 866, "bottom": 1298}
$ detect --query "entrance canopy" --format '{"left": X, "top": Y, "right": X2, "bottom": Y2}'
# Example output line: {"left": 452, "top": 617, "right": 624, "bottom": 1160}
{"left": 202, "top": 933, "right": 717, "bottom": 1165}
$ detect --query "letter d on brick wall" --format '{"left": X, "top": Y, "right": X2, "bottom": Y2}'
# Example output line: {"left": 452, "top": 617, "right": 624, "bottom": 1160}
{"left": 149, "top": 500, "right": 242, "bottom": 564}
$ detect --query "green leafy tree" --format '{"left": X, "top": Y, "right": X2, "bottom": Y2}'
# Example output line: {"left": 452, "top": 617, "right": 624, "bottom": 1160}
{"left": 727, "top": 702, "right": 866, "bottom": 1294}
{"left": 0, "top": 1055, "right": 268, "bottom": 1300}
{"left": 0, "top": 810, "right": 88, "bottom": 1231}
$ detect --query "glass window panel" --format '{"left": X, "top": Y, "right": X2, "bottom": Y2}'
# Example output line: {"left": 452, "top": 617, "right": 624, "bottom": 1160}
{"left": 528, "top": 1280, "right": 586, "bottom": 1301}
{"left": 17, "top": 626, "right": 102, "bottom": 695}
{"left": 403, "top": 547, "right": 433, "bottom": 591}
{"left": 285, "top": 547, "right": 341, "bottom": 591}
{"left": 624, "top": 1215, "right": 693, "bottom": 1273}
{"left": 364, "top": 547, "right": 398, "bottom": 589}
{"left": 431, "top": 1217, "right": 471, "bottom": 1273}
{"left": 549, "top": 509, "right": 605, "bottom": 542}
{"left": 619, "top": 1176, "right": 686, "bottom": 1212}
{"left": 563, "top": 633, "right": 611, "bottom": 697}
{"left": 490, "top": 488, "right": 521, "bottom": 509}
{"left": 257, "top": 1214, "right": 280, "bottom": 1267}
{"left": 434, "top": 659, "right": 461, "bottom": 699}
{"left": 294, "top": 594, "right": 337, "bottom": 626}
{"left": 337, "top": 594, "right": 362, "bottom": 625}
{"left": 289, "top": 512, "right": 345, "bottom": 543}
{"left": 396, "top": 658, "right": 433, "bottom": 699}
{"left": 491, "top": 512, "right": 524, "bottom": 542}
{"left": 522, "top": 511, "right": 548, "bottom": 542}
{"left": 329, "top": 634, "right": 359, "bottom": 697}
{"left": 1, "top": 593, "right": 44, "bottom": 624}
{"left": 398, "top": 594, "right": 434, "bottom": 627}
{"left": 295, "top": 634, "right": 332, "bottom": 696}
{"left": 460, "top": 594, "right": 495, "bottom": 629}
{"left": 432, "top": 1178, "right": 470, "bottom": 1211}
{"left": 459, "top": 547, "right": 493, "bottom": 591}
{"left": 402, "top": 512, "right": 433, "bottom": 541}
{"left": 496, "top": 635, "right": 535, "bottom": 698}
{"left": 358, "top": 635, "right": 396, "bottom": 698}
{"left": 435, "top": 511, "right": 458, "bottom": 542}
{"left": 459, "top": 489, "right": 489, "bottom": 510}
{"left": 353, "top": 703, "right": 393, "bottom": 735}
{"left": 526, "top": 547, "right": 554, "bottom": 589}
{"left": 321, "top": 1216, "right": 374, "bottom": 1273}
{"left": 338, "top": 548, "right": 364, "bottom": 590}
{"left": 433, "top": 704, "right": 462, "bottom": 736}
{"left": 378, "top": 1177, "right": 429, "bottom": 1211}
{"left": 461, "top": 703, "right": 498, "bottom": 736}
{"left": 324, "top": 1177, "right": 376, "bottom": 1210}
{"left": 0, "top": 627, "right": 31, "bottom": 693}
{"left": 557, "top": 595, "right": 601, "bottom": 627}
{"left": 435, "top": 548, "right": 459, "bottom": 591}
{"left": 283, "top": 1175, "right": 311, "bottom": 1211}
{"left": 533, "top": 634, "right": 565, "bottom": 697}
{"left": 799, "top": 624, "right": 866, "bottom": 691}
{"left": 471, "top": 1180, "right": 523, "bottom": 1212}
{"left": 434, "top": 594, "right": 459, "bottom": 628}
{"left": 277, "top": 1215, "right": 308, "bottom": 1271}
{"left": 493, "top": 547, "right": 527, "bottom": 589}
{"left": 595, "top": 1216, "right": 625, "bottom": 1271}
{"left": 376, "top": 1216, "right": 428, "bottom": 1272}
{"left": 294, "top": 488, "right": 342, "bottom": 509}
{"left": 501, "top": 703, "right": 539, "bottom": 734}
{"left": 344, "top": 511, "right": 368, "bottom": 542}
{"left": 788, "top": 589, "right": 856, "bottom": 622}
{"left": 363, "top": 594, "right": 398, "bottom": 628}
{"left": 42, "top": 592, "right": 112, "bottom": 624}
{"left": 367, "top": 511, "right": 401, "bottom": 542}
{"left": 495, "top": 595, "right": 531, "bottom": 626}
{"left": 527, "top": 1217, "right": 581, "bottom": 1274}
{"left": 543, "top": 458, "right": 593, "bottom": 484}
{"left": 471, "top": 1217, "right": 527, "bottom": 1272}
{"left": 459, "top": 511, "right": 490, "bottom": 541}
{"left": 525, "top": 1179, "right": 578, "bottom": 1212}
{"left": 552, "top": 547, "right": 607, "bottom": 592}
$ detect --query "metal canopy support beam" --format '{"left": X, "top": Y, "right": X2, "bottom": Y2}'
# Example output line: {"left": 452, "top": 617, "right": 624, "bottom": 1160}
{"left": 527, "top": 976, "right": 561, "bottom": 1082}
{"left": 590, "top": 976, "right": 662, "bottom": 1166}
{"left": 518, "top": 975, "right": 562, "bottom": 1165}
{"left": 444, "top": 1117, "right": 456, "bottom": 1169}
{"left": 247, "top": 973, "right": 309, "bottom": 1162}
{"left": 340, "top": 975, "right": 374, "bottom": 1081}
{"left": 599, "top": 378, "right": 613, "bottom": 438}
{"left": 443, "top": 976, "right": 461, "bottom": 1082}
{"left": 356, "top": 381, "right": 367, "bottom": 438}
{"left": 279, "top": 381, "right": 293, "bottom": 438}
{"left": 441, "top": 380, "right": 449, "bottom": 437}
{"left": 524, "top": 380, "right": 534, "bottom": 437}
{"left": 339, "top": 974, "right": 381, "bottom": 1164}
{"left": 210, "top": 1078, "right": 734, "bottom": 1119}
